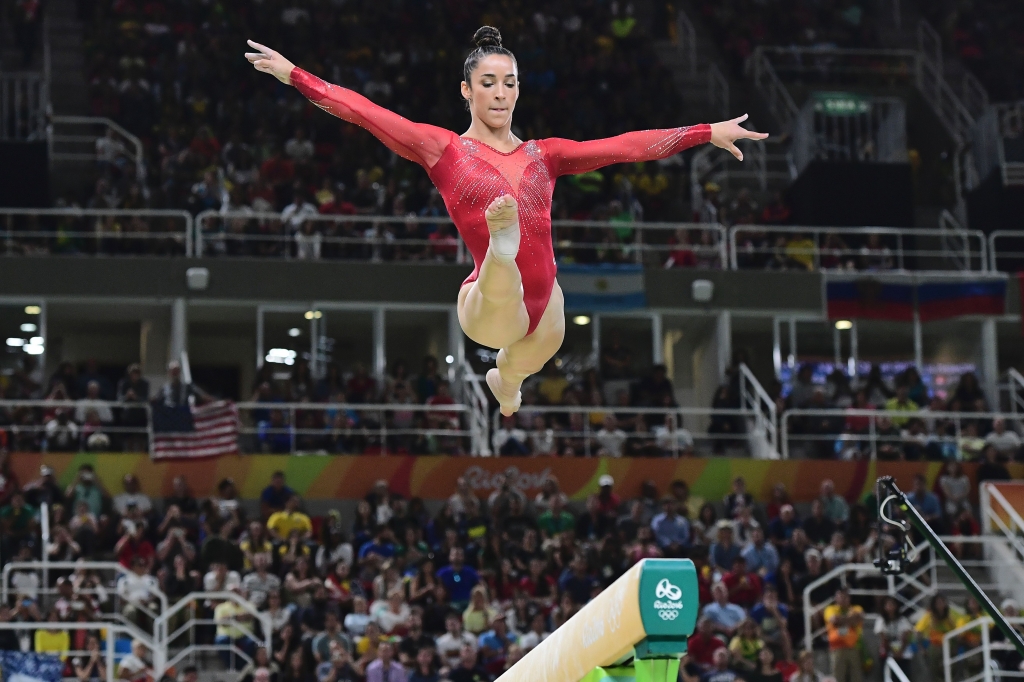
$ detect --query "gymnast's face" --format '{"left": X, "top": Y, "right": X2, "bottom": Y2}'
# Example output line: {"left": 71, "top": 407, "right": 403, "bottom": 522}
{"left": 462, "top": 54, "right": 519, "bottom": 130}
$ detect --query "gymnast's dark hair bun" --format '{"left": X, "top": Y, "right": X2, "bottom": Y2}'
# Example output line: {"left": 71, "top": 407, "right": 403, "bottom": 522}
{"left": 473, "top": 26, "right": 502, "bottom": 48}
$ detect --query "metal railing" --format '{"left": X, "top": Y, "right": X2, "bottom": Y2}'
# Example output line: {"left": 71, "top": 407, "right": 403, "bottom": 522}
{"left": 0, "top": 621, "right": 139, "bottom": 682}
{"left": 989, "top": 231, "right": 1024, "bottom": 273}
{"left": 153, "top": 590, "right": 272, "bottom": 677}
{"left": 1, "top": 208, "right": 194, "bottom": 257}
{"left": 196, "top": 211, "right": 730, "bottom": 269}
{"left": 2, "top": 561, "right": 168, "bottom": 643}
{"left": 729, "top": 225, "right": 988, "bottom": 272}
{"left": 942, "top": 615, "right": 1024, "bottom": 682}
{"left": 236, "top": 400, "right": 472, "bottom": 455}
{"left": 791, "top": 96, "right": 907, "bottom": 176}
{"left": 458, "top": 361, "right": 492, "bottom": 456}
{"left": 1008, "top": 369, "right": 1024, "bottom": 417}
{"left": 0, "top": 73, "right": 47, "bottom": 141}
{"left": 49, "top": 116, "right": 146, "bottom": 183}
{"left": 882, "top": 655, "right": 912, "bottom": 682}
{"left": 939, "top": 209, "right": 973, "bottom": 271}
{"left": 750, "top": 48, "right": 800, "bottom": 131}
{"left": 707, "top": 64, "right": 730, "bottom": 122}
{"left": 675, "top": 10, "right": 697, "bottom": 78}
{"left": 738, "top": 363, "right": 779, "bottom": 457}
{"left": 0, "top": 399, "right": 154, "bottom": 453}
{"left": 781, "top": 408, "right": 1021, "bottom": 460}
{"left": 488, "top": 405, "right": 760, "bottom": 457}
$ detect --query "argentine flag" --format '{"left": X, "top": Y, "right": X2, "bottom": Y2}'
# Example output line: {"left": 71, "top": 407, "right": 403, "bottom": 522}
{"left": 558, "top": 264, "right": 647, "bottom": 311}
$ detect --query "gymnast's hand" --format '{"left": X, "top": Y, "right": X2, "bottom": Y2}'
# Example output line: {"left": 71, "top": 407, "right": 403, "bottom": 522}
{"left": 710, "top": 114, "right": 769, "bottom": 161}
{"left": 244, "top": 40, "right": 296, "bottom": 85}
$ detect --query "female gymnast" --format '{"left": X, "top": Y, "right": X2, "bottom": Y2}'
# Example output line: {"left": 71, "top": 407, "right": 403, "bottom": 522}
{"left": 246, "top": 26, "right": 767, "bottom": 416}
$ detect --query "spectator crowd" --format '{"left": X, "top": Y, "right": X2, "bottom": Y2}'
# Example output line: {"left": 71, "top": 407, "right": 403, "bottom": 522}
{"left": 0, "top": 462, "right": 1008, "bottom": 682}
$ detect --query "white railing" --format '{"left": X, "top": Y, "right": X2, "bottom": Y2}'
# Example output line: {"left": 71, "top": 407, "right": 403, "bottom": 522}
{"left": 0, "top": 73, "right": 47, "bottom": 141}
{"left": 1008, "top": 369, "right": 1024, "bottom": 417}
{"left": 195, "top": 210, "right": 730, "bottom": 269}
{"left": 801, "top": 562, "right": 888, "bottom": 652}
{"left": 236, "top": 400, "right": 473, "bottom": 455}
{"left": 941, "top": 615, "right": 1024, "bottom": 682}
{"left": 989, "top": 231, "right": 1024, "bottom": 273}
{"left": 488, "top": 405, "right": 760, "bottom": 457}
{"left": 49, "top": 115, "right": 146, "bottom": 183}
{"left": 0, "top": 208, "right": 194, "bottom": 256}
{"left": 0, "top": 399, "right": 154, "bottom": 453}
{"left": 781, "top": 408, "right": 1020, "bottom": 460}
{"left": 882, "top": 655, "right": 912, "bottom": 682}
{"left": 707, "top": 63, "right": 730, "bottom": 123}
{"left": 153, "top": 591, "right": 272, "bottom": 677}
{"left": 738, "top": 363, "right": 779, "bottom": 457}
{"left": 939, "top": 209, "right": 972, "bottom": 271}
{"left": 0, "top": 621, "right": 138, "bottom": 682}
{"left": 750, "top": 49, "right": 800, "bottom": 131}
{"left": 458, "top": 361, "right": 492, "bottom": 456}
{"left": 675, "top": 10, "right": 697, "bottom": 78}
{"left": 729, "top": 225, "right": 988, "bottom": 272}
{"left": 2, "top": 560, "right": 168, "bottom": 611}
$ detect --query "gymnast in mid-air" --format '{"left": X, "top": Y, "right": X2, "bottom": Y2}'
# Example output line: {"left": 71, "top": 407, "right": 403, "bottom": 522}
{"left": 246, "top": 26, "right": 767, "bottom": 416}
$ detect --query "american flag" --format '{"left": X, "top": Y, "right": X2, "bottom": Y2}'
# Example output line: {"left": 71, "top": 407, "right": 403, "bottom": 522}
{"left": 151, "top": 400, "right": 239, "bottom": 460}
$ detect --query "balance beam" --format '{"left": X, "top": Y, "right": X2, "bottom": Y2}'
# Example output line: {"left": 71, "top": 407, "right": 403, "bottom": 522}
{"left": 496, "top": 559, "right": 699, "bottom": 682}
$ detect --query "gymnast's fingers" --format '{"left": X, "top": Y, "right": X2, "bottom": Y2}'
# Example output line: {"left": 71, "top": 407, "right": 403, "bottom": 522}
{"left": 247, "top": 40, "right": 275, "bottom": 57}
{"left": 727, "top": 143, "right": 743, "bottom": 161}
{"left": 730, "top": 113, "right": 749, "bottom": 125}
{"left": 741, "top": 130, "right": 770, "bottom": 140}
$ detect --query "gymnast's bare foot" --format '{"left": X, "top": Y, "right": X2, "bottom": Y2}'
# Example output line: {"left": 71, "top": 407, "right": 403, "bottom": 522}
{"left": 485, "top": 194, "right": 520, "bottom": 264}
{"left": 486, "top": 368, "right": 522, "bottom": 416}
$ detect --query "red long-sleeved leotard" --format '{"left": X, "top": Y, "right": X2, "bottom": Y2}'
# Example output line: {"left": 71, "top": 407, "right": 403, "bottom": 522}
{"left": 291, "top": 68, "right": 712, "bottom": 335}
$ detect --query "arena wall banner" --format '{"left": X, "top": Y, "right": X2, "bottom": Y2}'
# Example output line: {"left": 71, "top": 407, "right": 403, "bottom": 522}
{"left": 8, "top": 453, "right": 1008, "bottom": 505}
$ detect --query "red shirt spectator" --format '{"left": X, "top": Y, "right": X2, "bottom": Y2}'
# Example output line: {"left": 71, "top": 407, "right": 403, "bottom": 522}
{"left": 722, "top": 557, "right": 763, "bottom": 609}
{"left": 687, "top": 621, "right": 726, "bottom": 669}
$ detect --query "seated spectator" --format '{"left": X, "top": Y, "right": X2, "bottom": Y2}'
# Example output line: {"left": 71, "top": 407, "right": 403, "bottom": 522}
{"left": 710, "top": 522, "right": 741, "bottom": 571}
{"left": 596, "top": 415, "right": 627, "bottom": 457}
{"left": 728, "top": 618, "right": 764, "bottom": 672}
{"left": 267, "top": 494, "right": 313, "bottom": 542}
{"left": 939, "top": 461, "right": 972, "bottom": 517}
{"left": 75, "top": 381, "right": 114, "bottom": 425}
{"left": 492, "top": 415, "right": 528, "bottom": 455}
{"left": 113, "top": 474, "right": 153, "bottom": 517}
{"left": 767, "top": 505, "right": 800, "bottom": 548}
{"left": 790, "top": 650, "right": 828, "bottom": 682}
{"left": 517, "top": 610, "right": 550, "bottom": 652}
{"left": 477, "top": 612, "right": 517, "bottom": 674}
{"left": 742, "top": 528, "right": 779, "bottom": 577}
{"left": 985, "top": 418, "right": 1022, "bottom": 460}
{"left": 260, "top": 471, "right": 296, "bottom": 520}
{"left": 242, "top": 553, "right": 281, "bottom": 609}
{"left": 724, "top": 477, "right": 754, "bottom": 519}
{"left": 448, "top": 643, "right": 487, "bottom": 682}
{"left": 34, "top": 608, "right": 70, "bottom": 658}
{"left": 801, "top": 500, "right": 835, "bottom": 548}
{"left": 875, "top": 595, "right": 913, "bottom": 677}
{"left": 213, "top": 587, "right": 255, "bottom": 670}
{"left": 407, "top": 646, "right": 440, "bottom": 682}
{"left": 376, "top": 588, "right": 411, "bottom": 635}
{"left": 702, "top": 582, "right": 746, "bottom": 639}
{"left": 45, "top": 410, "right": 80, "bottom": 452}
{"left": 435, "top": 613, "right": 476, "bottom": 669}
{"left": 722, "top": 556, "right": 762, "bottom": 610}
{"left": 650, "top": 496, "right": 691, "bottom": 557}
{"left": 116, "top": 640, "right": 152, "bottom": 682}
{"left": 977, "top": 445, "right": 1011, "bottom": 482}
{"left": 687, "top": 617, "right": 727, "bottom": 671}
{"left": 653, "top": 415, "right": 694, "bottom": 456}
{"left": 732, "top": 505, "right": 760, "bottom": 546}
{"left": 906, "top": 474, "right": 942, "bottom": 530}
{"left": 437, "top": 547, "right": 479, "bottom": 609}
{"left": 696, "top": 647, "right": 741, "bottom": 682}
{"left": 750, "top": 585, "right": 791, "bottom": 663}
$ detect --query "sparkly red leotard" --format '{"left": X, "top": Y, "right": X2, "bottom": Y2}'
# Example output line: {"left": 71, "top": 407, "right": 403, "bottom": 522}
{"left": 291, "top": 68, "right": 712, "bottom": 335}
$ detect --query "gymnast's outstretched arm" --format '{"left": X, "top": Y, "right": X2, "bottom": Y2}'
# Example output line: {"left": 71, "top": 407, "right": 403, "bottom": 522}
{"left": 541, "top": 115, "right": 768, "bottom": 177}
{"left": 245, "top": 40, "right": 453, "bottom": 170}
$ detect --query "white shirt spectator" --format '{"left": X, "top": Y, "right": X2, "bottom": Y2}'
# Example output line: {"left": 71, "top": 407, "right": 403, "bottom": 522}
{"left": 653, "top": 425, "right": 694, "bottom": 454}
{"left": 986, "top": 428, "right": 1022, "bottom": 457}
{"left": 117, "top": 572, "right": 159, "bottom": 606}
{"left": 11, "top": 570, "right": 40, "bottom": 601}
{"left": 242, "top": 572, "right": 281, "bottom": 609}
{"left": 203, "top": 569, "right": 241, "bottom": 593}
{"left": 344, "top": 612, "right": 371, "bottom": 637}
{"left": 284, "top": 136, "right": 314, "bottom": 164}
{"left": 435, "top": 631, "right": 476, "bottom": 667}
{"left": 315, "top": 544, "right": 354, "bottom": 574}
{"left": 529, "top": 427, "right": 556, "bottom": 455}
{"left": 492, "top": 425, "right": 528, "bottom": 453}
{"left": 76, "top": 399, "right": 113, "bottom": 425}
{"left": 294, "top": 228, "right": 322, "bottom": 260}
{"left": 45, "top": 418, "right": 80, "bottom": 449}
{"left": 519, "top": 630, "right": 549, "bottom": 652}
{"left": 596, "top": 427, "right": 627, "bottom": 457}
{"left": 281, "top": 200, "right": 319, "bottom": 230}
{"left": 113, "top": 492, "right": 153, "bottom": 516}
{"left": 374, "top": 603, "right": 410, "bottom": 634}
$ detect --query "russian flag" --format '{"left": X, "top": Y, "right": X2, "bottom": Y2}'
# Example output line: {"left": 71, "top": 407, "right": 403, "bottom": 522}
{"left": 558, "top": 264, "right": 647, "bottom": 311}
{"left": 917, "top": 280, "right": 1006, "bottom": 321}
{"left": 826, "top": 279, "right": 914, "bottom": 321}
